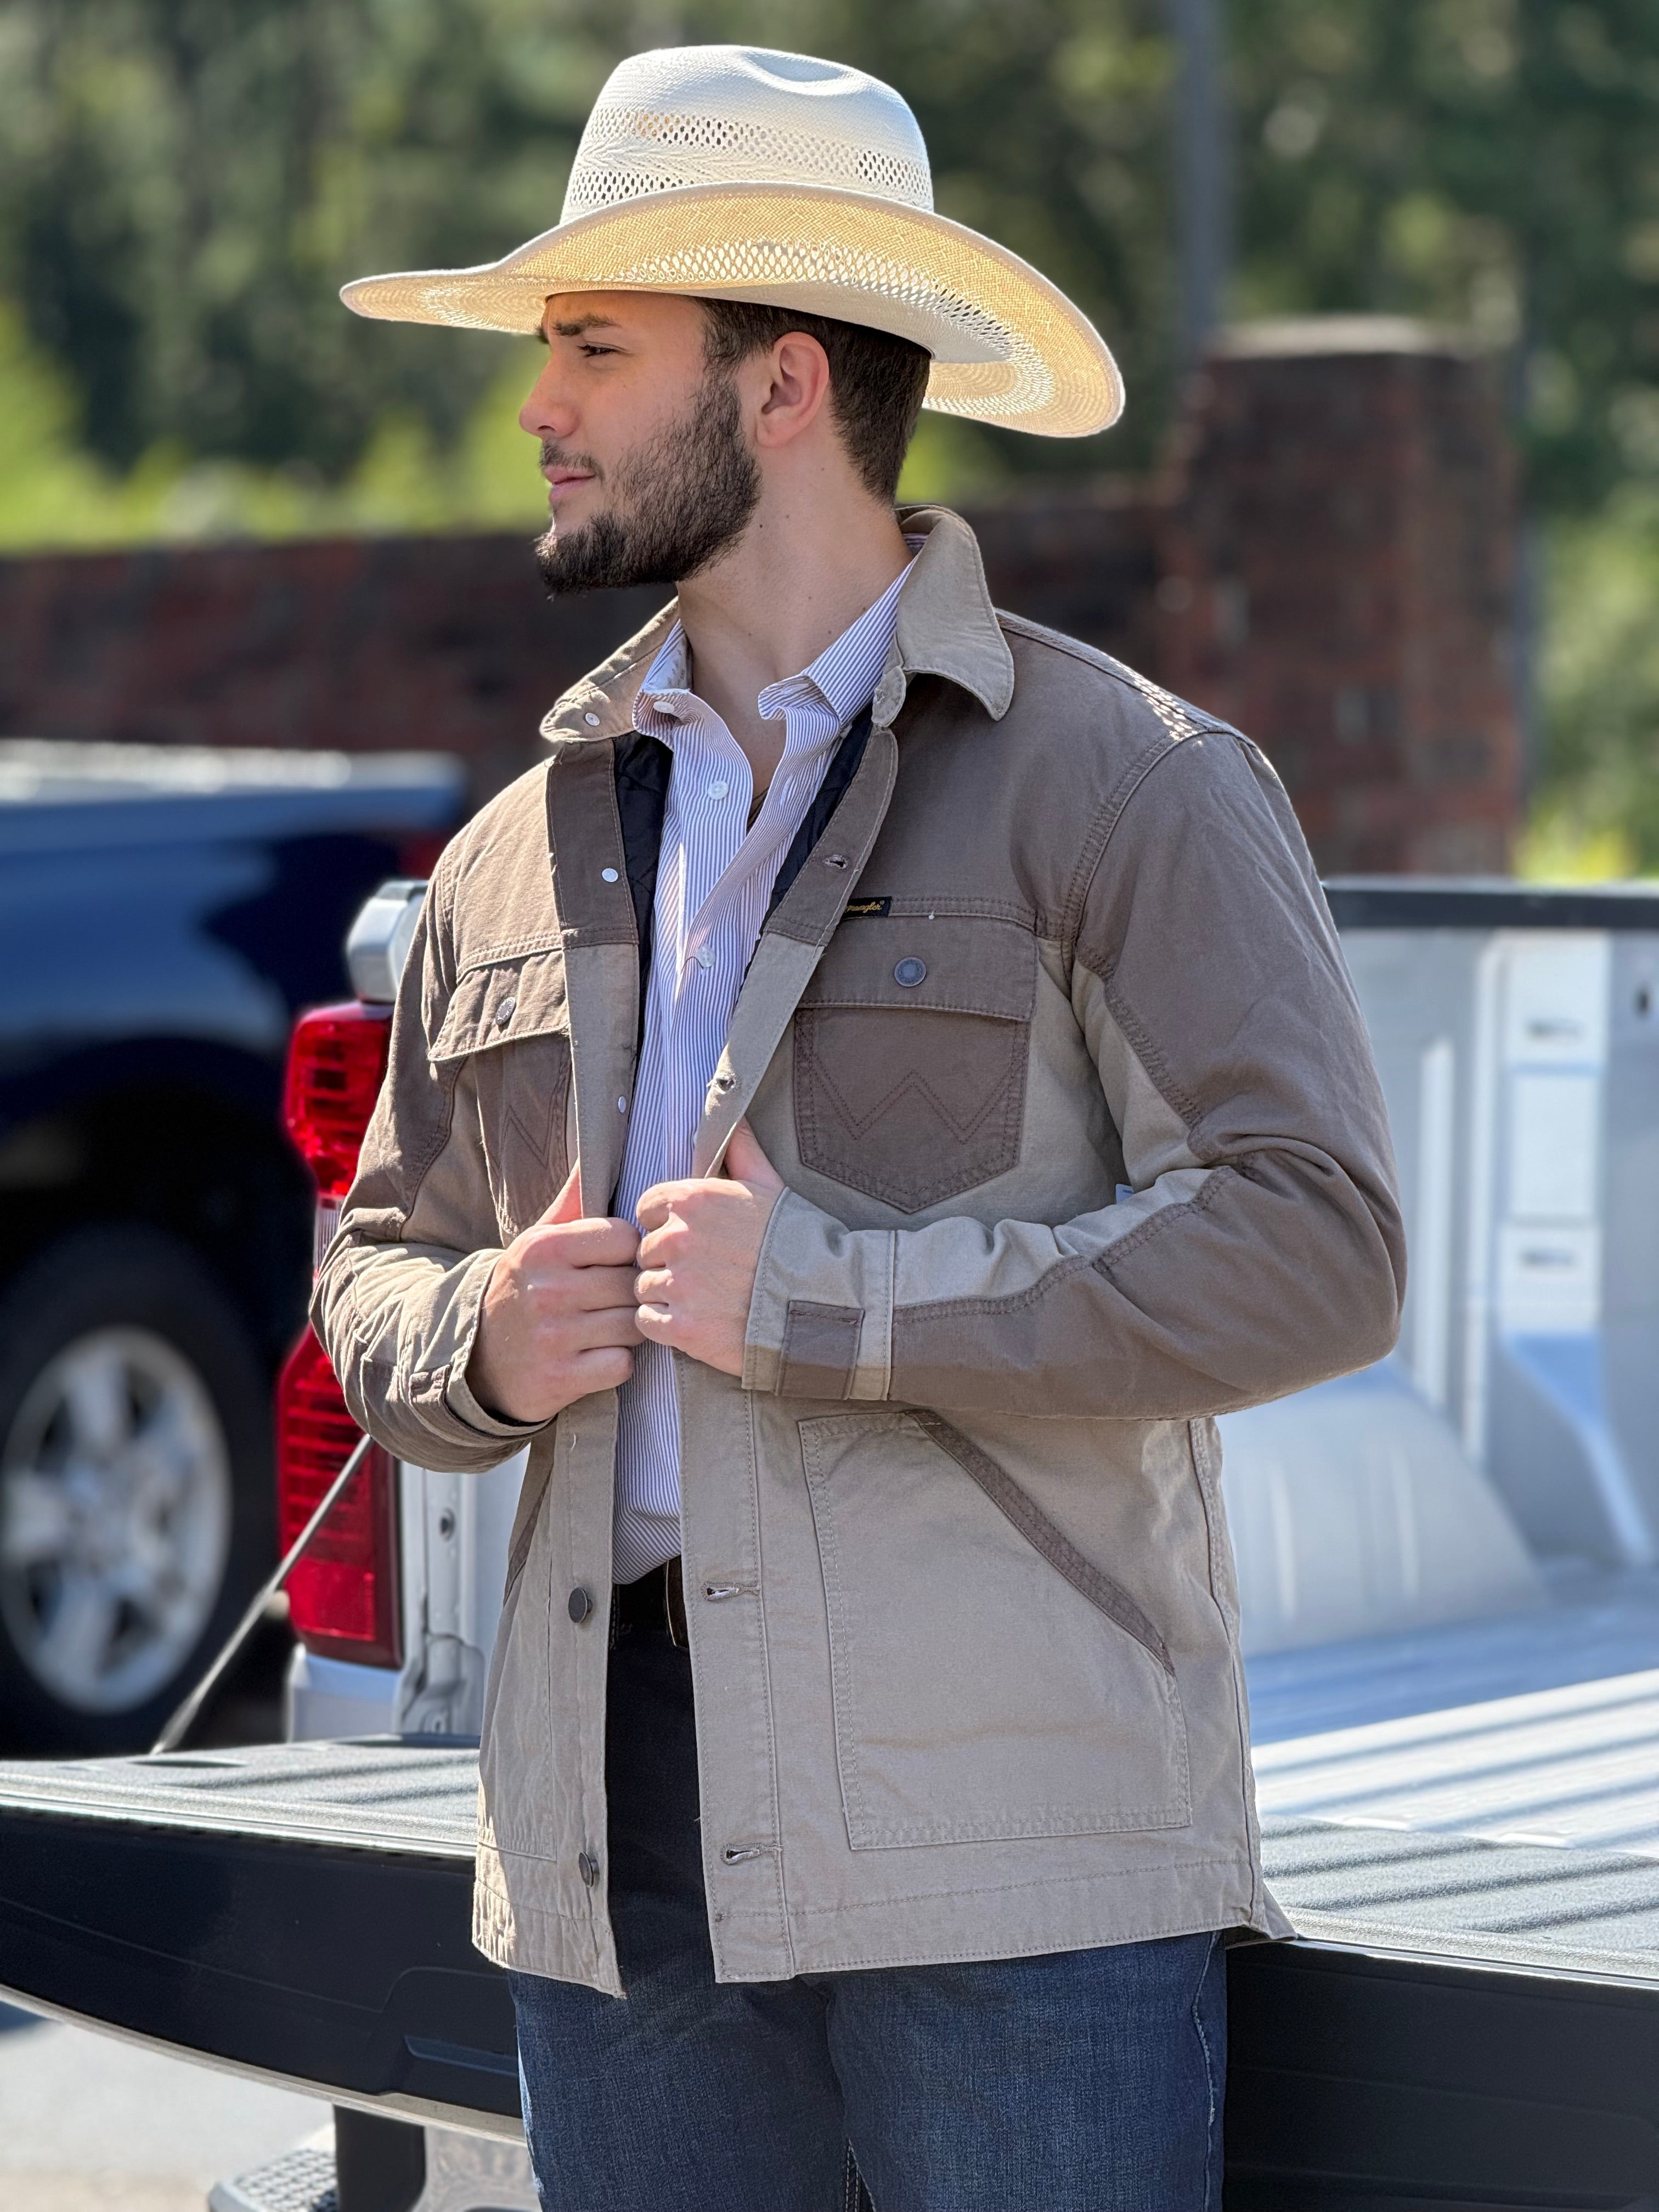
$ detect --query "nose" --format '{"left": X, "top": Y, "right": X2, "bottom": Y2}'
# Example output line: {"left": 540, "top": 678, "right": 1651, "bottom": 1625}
{"left": 519, "top": 356, "right": 579, "bottom": 444}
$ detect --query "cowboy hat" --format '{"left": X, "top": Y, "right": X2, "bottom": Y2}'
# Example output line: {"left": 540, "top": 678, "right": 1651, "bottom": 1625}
{"left": 340, "top": 44, "right": 1122, "bottom": 438}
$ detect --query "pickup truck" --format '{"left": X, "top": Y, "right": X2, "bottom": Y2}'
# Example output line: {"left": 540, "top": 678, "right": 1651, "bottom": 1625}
{"left": 0, "top": 742, "right": 463, "bottom": 1753}
{"left": 2, "top": 873, "right": 1659, "bottom": 2212}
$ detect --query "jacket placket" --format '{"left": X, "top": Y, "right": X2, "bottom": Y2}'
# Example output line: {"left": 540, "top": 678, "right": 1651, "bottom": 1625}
{"left": 674, "top": 719, "right": 903, "bottom": 1980}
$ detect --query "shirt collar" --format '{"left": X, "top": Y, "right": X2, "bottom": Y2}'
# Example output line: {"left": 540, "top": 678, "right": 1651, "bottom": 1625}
{"left": 633, "top": 540, "right": 920, "bottom": 738}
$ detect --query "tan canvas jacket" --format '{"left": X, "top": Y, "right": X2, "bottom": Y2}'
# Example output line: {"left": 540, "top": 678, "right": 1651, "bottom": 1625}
{"left": 314, "top": 506, "right": 1405, "bottom": 1995}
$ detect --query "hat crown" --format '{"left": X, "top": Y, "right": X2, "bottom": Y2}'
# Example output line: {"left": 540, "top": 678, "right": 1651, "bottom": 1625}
{"left": 561, "top": 46, "right": 934, "bottom": 223}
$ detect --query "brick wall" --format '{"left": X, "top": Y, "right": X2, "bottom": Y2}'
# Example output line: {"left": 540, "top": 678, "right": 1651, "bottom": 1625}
{"left": 0, "top": 317, "right": 1519, "bottom": 870}
{"left": 1153, "top": 318, "right": 1520, "bottom": 874}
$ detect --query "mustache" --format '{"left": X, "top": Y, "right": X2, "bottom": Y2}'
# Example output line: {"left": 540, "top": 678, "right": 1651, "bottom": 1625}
{"left": 540, "top": 441, "right": 602, "bottom": 478}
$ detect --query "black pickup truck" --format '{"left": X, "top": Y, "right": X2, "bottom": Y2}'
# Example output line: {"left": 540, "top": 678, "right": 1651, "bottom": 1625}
{"left": 0, "top": 740, "right": 462, "bottom": 1752}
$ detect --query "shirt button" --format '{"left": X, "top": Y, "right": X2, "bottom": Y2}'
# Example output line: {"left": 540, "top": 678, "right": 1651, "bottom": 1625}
{"left": 894, "top": 957, "right": 927, "bottom": 987}
{"left": 494, "top": 996, "right": 516, "bottom": 1026}
{"left": 578, "top": 1850, "right": 600, "bottom": 1886}
{"left": 694, "top": 948, "right": 714, "bottom": 970}
{"left": 617, "top": 1096, "right": 628, "bottom": 1114}
{"left": 584, "top": 712, "right": 601, "bottom": 727}
{"left": 567, "top": 1586, "right": 593, "bottom": 1623}
{"left": 708, "top": 780, "right": 729, "bottom": 799}
{"left": 601, "top": 866, "right": 619, "bottom": 883}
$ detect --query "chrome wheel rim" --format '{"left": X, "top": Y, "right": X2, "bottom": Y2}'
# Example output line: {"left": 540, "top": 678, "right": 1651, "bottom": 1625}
{"left": 0, "top": 1328, "right": 233, "bottom": 1712}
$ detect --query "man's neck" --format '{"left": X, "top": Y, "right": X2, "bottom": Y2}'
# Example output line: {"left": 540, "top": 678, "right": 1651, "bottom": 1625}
{"left": 673, "top": 486, "right": 912, "bottom": 796}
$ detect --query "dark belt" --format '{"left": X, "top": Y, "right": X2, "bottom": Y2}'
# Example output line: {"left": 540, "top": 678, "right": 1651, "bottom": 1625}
{"left": 612, "top": 1557, "right": 688, "bottom": 1649}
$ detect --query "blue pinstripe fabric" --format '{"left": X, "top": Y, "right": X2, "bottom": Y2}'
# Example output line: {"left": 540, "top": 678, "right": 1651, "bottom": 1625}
{"left": 610, "top": 554, "right": 916, "bottom": 1583}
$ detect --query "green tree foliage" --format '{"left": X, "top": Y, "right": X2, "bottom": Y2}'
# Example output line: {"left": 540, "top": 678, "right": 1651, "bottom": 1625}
{"left": 1231, "top": 0, "right": 1659, "bottom": 517}
{"left": 4, "top": 0, "right": 1658, "bottom": 512}
{"left": 3, "top": 0, "right": 1659, "bottom": 866}
{"left": 0, "top": 0, "right": 1173, "bottom": 486}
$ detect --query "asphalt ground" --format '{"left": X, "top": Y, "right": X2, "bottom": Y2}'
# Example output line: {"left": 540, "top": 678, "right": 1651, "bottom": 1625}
{"left": 0, "top": 1999, "right": 328, "bottom": 2212}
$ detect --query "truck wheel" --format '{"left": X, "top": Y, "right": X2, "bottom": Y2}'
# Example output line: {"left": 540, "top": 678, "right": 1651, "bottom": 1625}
{"left": 0, "top": 1227, "right": 274, "bottom": 1752}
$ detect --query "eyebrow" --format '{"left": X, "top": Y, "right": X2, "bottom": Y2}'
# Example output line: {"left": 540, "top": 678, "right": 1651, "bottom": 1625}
{"left": 546, "top": 313, "right": 623, "bottom": 338}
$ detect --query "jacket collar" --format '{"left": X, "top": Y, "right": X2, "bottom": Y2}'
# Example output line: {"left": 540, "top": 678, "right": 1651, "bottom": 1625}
{"left": 881, "top": 505, "right": 1015, "bottom": 724}
{"left": 538, "top": 507, "right": 1014, "bottom": 751}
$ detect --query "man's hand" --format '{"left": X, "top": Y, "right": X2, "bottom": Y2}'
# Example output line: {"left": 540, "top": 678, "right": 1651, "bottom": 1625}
{"left": 634, "top": 1122, "right": 786, "bottom": 1376}
{"left": 467, "top": 1164, "right": 642, "bottom": 1423}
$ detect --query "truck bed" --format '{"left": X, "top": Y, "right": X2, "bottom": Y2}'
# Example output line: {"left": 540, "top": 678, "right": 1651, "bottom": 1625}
{"left": 8, "top": 1593, "right": 1659, "bottom": 2204}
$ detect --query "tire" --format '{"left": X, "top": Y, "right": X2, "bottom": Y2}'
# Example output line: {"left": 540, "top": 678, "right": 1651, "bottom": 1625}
{"left": 0, "top": 1227, "right": 274, "bottom": 1752}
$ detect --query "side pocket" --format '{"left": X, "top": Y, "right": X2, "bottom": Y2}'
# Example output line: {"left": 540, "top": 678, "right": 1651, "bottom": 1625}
{"left": 502, "top": 1444, "right": 552, "bottom": 1602}
{"left": 913, "top": 1412, "right": 1172, "bottom": 1674}
{"left": 801, "top": 1409, "right": 1191, "bottom": 1850}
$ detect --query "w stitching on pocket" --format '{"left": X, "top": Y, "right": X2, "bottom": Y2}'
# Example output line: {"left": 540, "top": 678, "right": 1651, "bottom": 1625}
{"left": 793, "top": 1009, "right": 1029, "bottom": 1213}
{"left": 912, "top": 1411, "right": 1173, "bottom": 1675}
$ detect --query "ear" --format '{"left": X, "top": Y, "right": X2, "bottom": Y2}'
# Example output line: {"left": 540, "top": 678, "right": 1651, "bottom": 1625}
{"left": 751, "top": 330, "right": 833, "bottom": 453}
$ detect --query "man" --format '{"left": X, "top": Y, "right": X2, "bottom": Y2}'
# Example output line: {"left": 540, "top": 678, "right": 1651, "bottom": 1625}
{"left": 321, "top": 43, "right": 1404, "bottom": 2212}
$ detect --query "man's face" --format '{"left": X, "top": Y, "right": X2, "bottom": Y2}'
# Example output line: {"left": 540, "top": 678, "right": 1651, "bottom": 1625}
{"left": 520, "top": 290, "right": 760, "bottom": 593}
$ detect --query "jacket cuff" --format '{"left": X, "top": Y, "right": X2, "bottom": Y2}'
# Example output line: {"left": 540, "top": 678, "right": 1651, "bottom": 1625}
{"left": 743, "top": 1188, "right": 896, "bottom": 1401}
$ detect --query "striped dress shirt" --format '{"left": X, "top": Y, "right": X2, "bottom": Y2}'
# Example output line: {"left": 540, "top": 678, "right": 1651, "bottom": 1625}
{"left": 611, "top": 553, "right": 917, "bottom": 1583}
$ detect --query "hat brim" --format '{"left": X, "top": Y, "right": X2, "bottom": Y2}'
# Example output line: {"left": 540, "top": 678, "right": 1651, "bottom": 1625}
{"left": 340, "top": 180, "right": 1122, "bottom": 438}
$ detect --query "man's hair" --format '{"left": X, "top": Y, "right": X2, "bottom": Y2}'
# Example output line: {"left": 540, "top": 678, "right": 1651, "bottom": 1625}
{"left": 698, "top": 300, "right": 931, "bottom": 503}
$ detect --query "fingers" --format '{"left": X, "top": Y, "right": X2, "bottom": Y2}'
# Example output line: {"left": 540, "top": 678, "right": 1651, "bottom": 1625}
{"left": 722, "top": 1118, "right": 785, "bottom": 1192}
{"left": 538, "top": 1160, "right": 584, "bottom": 1226}
{"left": 531, "top": 1261, "right": 641, "bottom": 1318}
{"left": 567, "top": 1344, "right": 635, "bottom": 1393}
{"left": 568, "top": 1304, "right": 643, "bottom": 1350}
{"left": 634, "top": 1182, "right": 685, "bottom": 1233}
{"left": 523, "top": 1213, "right": 639, "bottom": 1267}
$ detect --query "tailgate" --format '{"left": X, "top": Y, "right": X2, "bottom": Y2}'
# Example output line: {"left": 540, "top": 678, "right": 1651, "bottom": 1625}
{"left": 0, "top": 1739, "right": 520, "bottom": 2138}
{"left": 9, "top": 1740, "right": 1659, "bottom": 2199}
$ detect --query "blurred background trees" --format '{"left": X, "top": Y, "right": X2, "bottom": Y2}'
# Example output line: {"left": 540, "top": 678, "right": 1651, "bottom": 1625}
{"left": 1, "top": 0, "right": 1658, "bottom": 867}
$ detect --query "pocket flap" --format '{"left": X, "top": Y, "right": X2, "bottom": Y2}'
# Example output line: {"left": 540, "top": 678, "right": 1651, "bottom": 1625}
{"left": 799, "top": 915, "right": 1034, "bottom": 1021}
{"left": 431, "top": 946, "right": 569, "bottom": 1062}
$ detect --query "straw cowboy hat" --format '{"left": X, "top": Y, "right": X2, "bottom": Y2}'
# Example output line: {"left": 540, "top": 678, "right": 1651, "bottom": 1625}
{"left": 341, "top": 44, "right": 1122, "bottom": 438}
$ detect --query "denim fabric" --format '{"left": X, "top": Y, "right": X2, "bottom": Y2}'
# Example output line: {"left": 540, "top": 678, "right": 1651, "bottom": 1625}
{"left": 510, "top": 1627, "right": 1226, "bottom": 2212}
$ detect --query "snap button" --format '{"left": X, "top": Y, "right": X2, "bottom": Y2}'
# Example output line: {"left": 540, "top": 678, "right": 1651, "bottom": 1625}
{"left": 578, "top": 1850, "right": 600, "bottom": 1886}
{"left": 567, "top": 1585, "right": 593, "bottom": 1623}
{"left": 494, "top": 997, "right": 516, "bottom": 1026}
{"left": 584, "top": 712, "right": 601, "bottom": 727}
{"left": 893, "top": 958, "right": 927, "bottom": 988}
{"left": 601, "top": 866, "right": 619, "bottom": 883}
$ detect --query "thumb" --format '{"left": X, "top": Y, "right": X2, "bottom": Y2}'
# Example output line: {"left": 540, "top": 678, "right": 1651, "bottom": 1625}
{"left": 538, "top": 1159, "right": 585, "bottom": 1226}
{"left": 723, "top": 1119, "right": 784, "bottom": 1193}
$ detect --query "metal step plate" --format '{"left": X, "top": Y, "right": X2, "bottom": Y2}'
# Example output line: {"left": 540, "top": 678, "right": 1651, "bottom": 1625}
{"left": 210, "top": 2143, "right": 336, "bottom": 2212}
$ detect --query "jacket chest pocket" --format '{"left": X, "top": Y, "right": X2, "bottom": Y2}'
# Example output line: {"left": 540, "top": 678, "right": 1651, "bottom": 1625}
{"left": 431, "top": 946, "right": 573, "bottom": 1242}
{"left": 792, "top": 915, "right": 1035, "bottom": 1214}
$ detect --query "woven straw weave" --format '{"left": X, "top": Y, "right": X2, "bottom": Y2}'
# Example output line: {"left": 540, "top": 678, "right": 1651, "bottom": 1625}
{"left": 341, "top": 46, "right": 1123, "bottom": 437}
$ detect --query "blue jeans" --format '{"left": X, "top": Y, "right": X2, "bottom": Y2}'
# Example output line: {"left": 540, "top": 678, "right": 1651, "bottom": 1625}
{"left": 510, "top": 1622, "right": 1226, "bottom": 2212}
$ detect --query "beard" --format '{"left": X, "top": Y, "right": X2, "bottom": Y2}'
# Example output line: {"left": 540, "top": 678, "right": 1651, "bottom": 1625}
{"left": 534, "top": 367, "right": 760, "bottom": 595}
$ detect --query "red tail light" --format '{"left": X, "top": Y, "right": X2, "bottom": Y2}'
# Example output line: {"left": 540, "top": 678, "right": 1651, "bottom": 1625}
{"left": 283, "top": 1002, "right": 392, "bottom": 1203}
{"left": 276, "top": 1330, "right": 402, "bottom": 1668}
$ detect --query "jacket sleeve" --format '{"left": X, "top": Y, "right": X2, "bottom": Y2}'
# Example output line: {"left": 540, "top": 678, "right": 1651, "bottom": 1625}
{"left": 743, "top": 729, "right": 1406, "bottom": 1418}
{"left": 311, "top": 859, "right": 547, "bottom": 1474}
